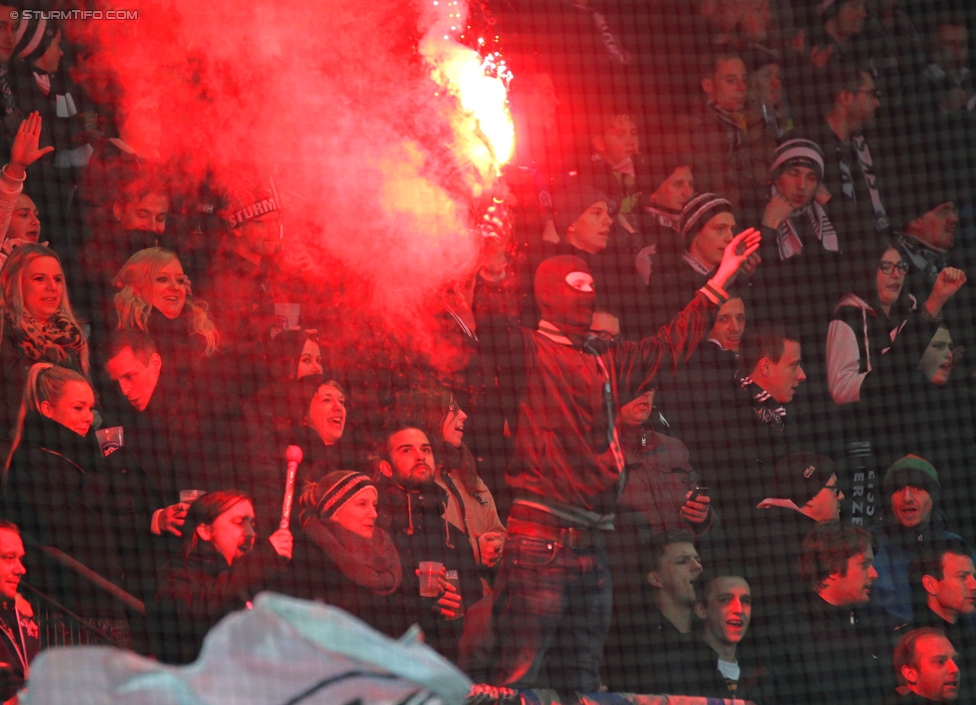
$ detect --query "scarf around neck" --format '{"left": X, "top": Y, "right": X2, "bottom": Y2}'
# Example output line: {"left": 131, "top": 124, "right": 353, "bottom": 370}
{"left": 836, "top": 131, "right": 889, "bottom": 233}
{"left": 8, "top": 310, "right": 85, "bottom": 367}
{"left": 771, "top": 187, "right": 839, "bottom": 260}
{"left": 738, "top": 375, "right": 786, "bottom": 429}
{"left": 303, "top": 519, "right": 402, "bottom": 595}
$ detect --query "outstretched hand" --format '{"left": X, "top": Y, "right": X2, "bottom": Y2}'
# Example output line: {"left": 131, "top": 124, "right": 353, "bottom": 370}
{"left": 711, "top": 228, "right": 762, "bottom": 290}
{"left": 7, "top": 112, "right": 53, "bottom": 180}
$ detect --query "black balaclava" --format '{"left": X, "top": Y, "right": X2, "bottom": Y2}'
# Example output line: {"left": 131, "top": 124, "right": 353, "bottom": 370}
{"left": 534, "top": 255, "right": 595, "bottom": 337}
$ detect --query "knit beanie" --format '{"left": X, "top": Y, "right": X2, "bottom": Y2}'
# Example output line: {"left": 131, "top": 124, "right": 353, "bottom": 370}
{"left": 551, "top": 184, "right": 610, "bottom": 236}
{"left": 769, "top": 139, "right": 825, "bottom": 181}
{"left": 309, "top": 471, "right": 375, "bottom": 521}
{"left": 883, "top": 455, "right": 941, "bottom": 501}
{"left": 679, "top": 193, "right": 733, "bottom": 242}
{"left": 14, "top": 14, "right": 58, "bottom": 64}
{"left": 646, "top": 149, "right": 694, "bottom": 195}
{"left": 534, "top": 255, "right": 595, "bottom": 332}
{"left": 224, "top": 176, "right": 281, "bottom": 228}
{"left": 771, "top": 452, "right": 837, "bottom": 507}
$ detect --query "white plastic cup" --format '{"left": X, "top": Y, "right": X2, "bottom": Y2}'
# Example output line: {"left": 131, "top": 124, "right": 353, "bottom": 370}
{"left": 445, "top": 570, "right": 464, "bottom": 620}
{"left": 94, "top": 426, "right": 124, "bottom": 457}
{"left": 418, "top": 561, "right": 444, "bottom": 597}
{"left": 274, "top": 303, "right": 301, "bottom": 330}
{"left": 179, "top": 489, "right": 205, "bottom": 505}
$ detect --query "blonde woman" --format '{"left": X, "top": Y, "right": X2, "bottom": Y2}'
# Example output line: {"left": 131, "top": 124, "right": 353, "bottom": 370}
{"left": 113, "top": 248, "right": 219, "bottom": 369}
{"left": 2, "top": 363, "right": 124, "bottom": 620}
{"left": 0, "top": 244, "right": 88, "bottom": 458}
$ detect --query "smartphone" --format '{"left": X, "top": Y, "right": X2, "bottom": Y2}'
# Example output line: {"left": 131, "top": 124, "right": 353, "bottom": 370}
{"left": 689, "top": 486, "right": 709, "bottom": 503}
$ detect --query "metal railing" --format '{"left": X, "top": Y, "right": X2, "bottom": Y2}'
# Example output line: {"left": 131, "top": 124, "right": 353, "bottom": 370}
{"left": 20, "top": 538, "right": 146, "bottom": 651}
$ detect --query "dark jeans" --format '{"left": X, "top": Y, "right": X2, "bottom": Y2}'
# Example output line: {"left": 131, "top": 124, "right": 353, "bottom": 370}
{"left": 489, "top": 526, "right": 612, "bottom": 692}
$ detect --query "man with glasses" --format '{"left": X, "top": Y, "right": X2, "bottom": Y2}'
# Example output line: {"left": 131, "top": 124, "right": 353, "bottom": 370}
{"left": 800, "top": 64, "right": 888, "bottom": 241}
{"left": 730, "top": 452, "right": 842, "bottom": 623}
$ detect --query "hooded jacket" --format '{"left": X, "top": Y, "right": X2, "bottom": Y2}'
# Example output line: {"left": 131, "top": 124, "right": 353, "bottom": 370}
{"left": 375, "top": 476, "right": 480, "bottom": 664}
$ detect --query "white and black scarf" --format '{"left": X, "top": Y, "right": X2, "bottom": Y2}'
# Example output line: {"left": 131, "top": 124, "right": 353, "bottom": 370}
{"left": 837, "top": 132, "right": 889, "bottom": 233}
{"left": 772, "top": 187, "right": 839, "bottom": 260}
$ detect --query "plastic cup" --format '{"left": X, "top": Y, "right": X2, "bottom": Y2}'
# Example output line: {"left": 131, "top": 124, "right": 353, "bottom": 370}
{"left": 445, "top": 570, "right": 464, "bottom": 620}
{"left": 94, "top": 426, "right": 124, "bottom": 457}
{"left": 274, "top": 303, "right": 301, "bottom": 330}
{"left": 418, "top": 561, "right": 444, "bottom": 597}
{"left": 179, "top": 490, "right": 205, "bottom": 505}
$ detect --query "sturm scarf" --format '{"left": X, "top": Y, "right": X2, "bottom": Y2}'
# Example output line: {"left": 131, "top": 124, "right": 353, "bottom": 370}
{"left": 7, "top": 311, "right": 85, "bottom": 367}
{"left": 738, "top": 375, "right": 786, "bottom": 429}
{"left": 772, "top": 188, "right": 839, "bottom": 260}
{"left": 836, "top": 132, "right": 890, "bottom": 233}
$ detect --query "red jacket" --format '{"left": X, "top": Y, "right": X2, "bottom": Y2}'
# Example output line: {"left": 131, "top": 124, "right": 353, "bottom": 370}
{"left": 500, "top": 291, "right": 716, "bottom": 517}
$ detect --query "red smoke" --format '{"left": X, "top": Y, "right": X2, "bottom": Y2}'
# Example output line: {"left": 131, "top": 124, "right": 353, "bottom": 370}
{"left": 69, "top": 0, "right": 491, "bottom": 374}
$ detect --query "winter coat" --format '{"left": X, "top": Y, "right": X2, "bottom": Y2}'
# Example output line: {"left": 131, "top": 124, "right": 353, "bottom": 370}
{"left": 375, "top": 476, "right": 481, "bottom": 664}
{"left": 770, "top": 592, "right": 896, "bottom": 705}
{"left": 478, "top": 288, "right": 719, "bottom": 519}
{"left": 287, "top": 522, "right": 410, "bottom": 639}
{"left": 435, "top": 444, "right": 505, "bottom": 572}
{"left": 152, "top": 541, "right": 290, "bottom": 664}
{"left": 2, "top": 412, "right": 126, "bottom": 619}
{"left": 617, "top": 425, "right": 710, "bottom": 537}
{"left": 870, "top": 514, "right": 964, "bottom": 623}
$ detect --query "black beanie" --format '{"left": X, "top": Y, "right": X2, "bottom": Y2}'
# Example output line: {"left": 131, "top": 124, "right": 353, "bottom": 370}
{"left": 551, "top": 184, "right": 610, "bottom": 236}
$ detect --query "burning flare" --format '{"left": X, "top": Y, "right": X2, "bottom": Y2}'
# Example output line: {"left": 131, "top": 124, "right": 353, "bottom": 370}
{"left": 418, "top": 0, "right": 514, "bottom": 195}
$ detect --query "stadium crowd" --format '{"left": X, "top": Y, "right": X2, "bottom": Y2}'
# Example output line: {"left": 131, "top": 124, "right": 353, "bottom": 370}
{"left": 0, "top": 1, "right": 975, "bottom": 704}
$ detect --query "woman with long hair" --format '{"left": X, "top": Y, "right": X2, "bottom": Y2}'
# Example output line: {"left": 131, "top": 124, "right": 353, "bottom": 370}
{"left": 152, "top": 490, "right": 292, "bottom": 663}
{"left": 2, "top": 363, "right": 125, "bottom": 623}
{"left": 0, "top": 244, "right": 88, "bottom": 458}
{"left": 113, "top": 247, "right": 219, "bottom": 365}
{"left": 394, "top": 385, "right": 505, "bottom": 576}
{"left": 827, "top": 241, "right": 964, "bottom": 407}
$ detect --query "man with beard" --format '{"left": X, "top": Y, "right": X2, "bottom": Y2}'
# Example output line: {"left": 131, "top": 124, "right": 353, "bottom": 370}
{"left": 374, "top": 424, "right": 481, "bottom": 665}
{"left": 481, "top": 225, "right": 760, "bottom": 695}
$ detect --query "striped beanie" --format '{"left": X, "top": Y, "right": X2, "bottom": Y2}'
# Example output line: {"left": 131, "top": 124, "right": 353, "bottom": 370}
{"left": 307, "top": 471, "right": 375, "bottom": 522}
{"left": 679, "top": 193, "right": 733, "bottom": 241}
{"left": 14, "top": 14, "right": 58, "bottom": 64}
{"left": 770, "top": 139, "right": 824, "bottom": 181}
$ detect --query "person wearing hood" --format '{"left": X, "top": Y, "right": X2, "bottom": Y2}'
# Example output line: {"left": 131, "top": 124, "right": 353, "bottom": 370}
{"left": 478, "top": 222, "right": 760, "bottom": 693}
{"left": 374, "top": 423, "right": 481, "bottom": 666}
{"left": 870, "top": 456, "right": 966, "bottom": 624}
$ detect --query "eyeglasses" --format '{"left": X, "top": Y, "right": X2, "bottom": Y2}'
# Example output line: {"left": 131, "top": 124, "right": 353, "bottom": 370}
{"left": 824, "top": 484, "right": 842, "bottom": 497}
{"left": 879, "top": 261, "right": 909, "bottom": 274}
{"left": 858, "top": 88, "right": 881, "bottom": 99}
